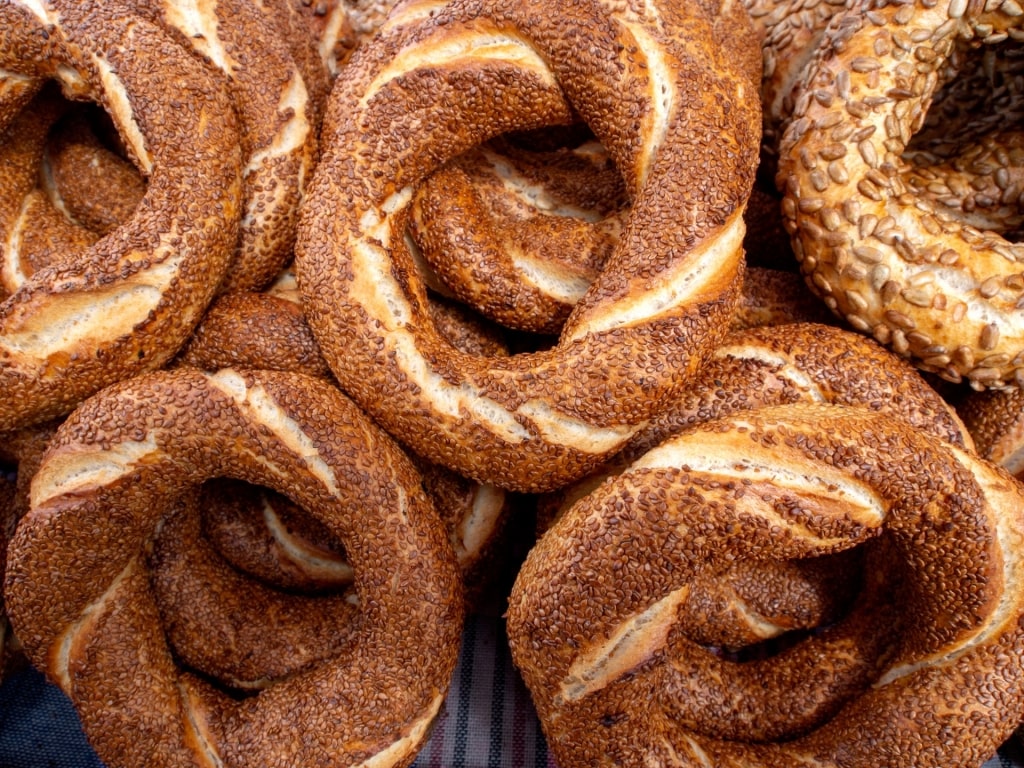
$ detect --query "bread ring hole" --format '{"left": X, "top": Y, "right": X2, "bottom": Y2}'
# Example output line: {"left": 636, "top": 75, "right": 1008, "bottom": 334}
{"left": 1, "top": 84, "right": 150, "bottom": 295}
{"left": 663, "top": 540, "right": 900, "bottom": 743}
{"left": 677, "top": 546, "right": 866, "bottom": 663}
{"left": 904, "top": 40, "right": 1024, "bottom": 239}
{"left": 149, "top": 485, "right": 362, "bottom": 694}
{"left": 406, "top": 122, "right": 631, "bottom": 338}
{"left": 41, "top": 102, "right": 148, "bottom": 238}
{"left": 199, "top": 478, "right": 353, "bottom": 595}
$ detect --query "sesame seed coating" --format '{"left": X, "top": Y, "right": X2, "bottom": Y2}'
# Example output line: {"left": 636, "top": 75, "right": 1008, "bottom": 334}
{"left": 4, "top": 367, "right": 463, "bottom": 768}
{"left": 294, "top": 0, "right": 761, "bottom": 492}
{"left": 508, "top": 402, "right": 1024, "bottom": 767}
{"left": 0, "top": 0, "right": 244, "bottom": 431}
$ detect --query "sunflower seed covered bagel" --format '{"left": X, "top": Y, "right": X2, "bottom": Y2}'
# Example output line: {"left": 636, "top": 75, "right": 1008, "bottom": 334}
{"left": 4, "top": 367, "right": 463, "bottom": 768}
{"left": 507, "top": 403, "right": 1024, "bottom": 767}
{"left": 295, "top": 0, "right": 761, "bottom": 493}
{"left": 777, "top": 3, "right": 1024, "bottom": 390}
{"left": 0, "top": 0, "right": 243, "bottom": 431}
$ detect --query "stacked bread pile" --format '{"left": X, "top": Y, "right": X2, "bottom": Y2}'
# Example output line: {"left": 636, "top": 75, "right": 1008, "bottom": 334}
{"left": 2, "top": 0, "right": 1024, "bottom": 767}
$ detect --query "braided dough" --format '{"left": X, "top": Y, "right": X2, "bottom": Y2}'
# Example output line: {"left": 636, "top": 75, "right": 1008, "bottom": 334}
{"left": 296, "top": 0, "right": 761, "bottom": 492}
{"left": 777, "top": 4, "right": 1024, "bottom": 389}
{"left": 0, "top": 0, "right": 243, "bottom": 431}
{"left": 508, "top": 403, "right": 1024, "bottom": 767}
{"left": 5, "top": 367, "right": 463, "bottom": 768}
{"left": 537, "top": 322, "right": 973, "bottom": 647}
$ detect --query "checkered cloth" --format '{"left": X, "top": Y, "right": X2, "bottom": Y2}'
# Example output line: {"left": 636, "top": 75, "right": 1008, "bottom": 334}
{"left": 0, "top": 614, "right": 1020, "bottom": 768}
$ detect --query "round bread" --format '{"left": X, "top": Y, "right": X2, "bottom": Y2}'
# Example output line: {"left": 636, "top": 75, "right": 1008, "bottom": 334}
{"left": 171, "top": 276, "right": 514, "bottom": 609}
{"left": 0, "top": 0, "right": 243, "bottom": 431}
{"left": 295, "top": 0, "right": 761, "bottom": 492}
{"left": 776, "top": 4, "right": 1024, "bottom": 389}
{"left": 5, "top": 367, "right": 463, "bottom": 768}
{"left": 508, "top": 403, "right": 1024, "bottom": 767}
{"left": 536, "top": 321, "right": 973, "bottom": 647}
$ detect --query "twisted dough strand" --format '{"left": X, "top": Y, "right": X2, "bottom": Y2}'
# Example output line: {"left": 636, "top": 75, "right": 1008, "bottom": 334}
{"left": 0, "top": 0, "right": 243, "bottom": 431}
{"left": 295, "top": 0, "right": 761, "bottom": 492}
{"left": 5, "top": 367, "right": 462, "bottom": 768}
{"left": 508, "top": 403, "right": 1024, "bottom": 767}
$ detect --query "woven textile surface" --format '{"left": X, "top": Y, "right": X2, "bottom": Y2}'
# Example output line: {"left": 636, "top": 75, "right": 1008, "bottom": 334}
{"left": 0, "top": 613, "right": 1022, "bottom": 768}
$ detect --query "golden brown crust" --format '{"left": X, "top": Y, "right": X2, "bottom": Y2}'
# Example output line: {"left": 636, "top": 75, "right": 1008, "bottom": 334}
{"left": 730, "top": 266, "right": 835, "bottom": 331}
{"left": 175, "top": 291, "right": 333, "bottom": 378}
{"left": 585, "top": 322, "right": 972, "bottom": 474}
{"left": 0, "top": 86, "right": 85, "bottom": 297}
{"left": 198, "top": 479, "right": 354, "bottom": 594}
{"left": 0, "top": 419, "right": 58, "bottom": 684}
{"left": 5, "top": 367, "right": 463, "bottom": 768}
{"left": 536, "top": 321, "right": 972, "bottom": 648}
{"left": 43, "top": 107, "right": 146, "bottom": 236}
{"left": 411, "top": 138, "right": 824, "bottom": 335}
{"left": 295, "top": 0, "right": 761, "bottom": 492}
{"left": 150, "top": 488, "right": 363, "bottom": 691}
{"left": 0, "top": 0, "right": 243, "bottom": 431}
{"left": 507, "top": 403, "right": 1024, "bottom": 767}
{"left": 410, "top": 138, "right": 625, "bottom": 334}
{"left": 777, "top": 4, "right": 1024, "bottom": 389}
{"left": 128, "top": 0, "right": 321, "bottom": 293}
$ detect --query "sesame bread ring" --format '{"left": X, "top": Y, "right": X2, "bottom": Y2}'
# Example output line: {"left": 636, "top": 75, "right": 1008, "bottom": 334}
{"left": 187, "top": 449, "right": 512, "bottom": 600}
{"left": 130, "top": 0, "right": 320, "bottom": 293}
{"left": 536, "top": 322, "right": 971, "bottom": 648}
{"left": 507, "top": 403, "right": 1024, "bottom": 767}
{"left": 777, "top": 4, "right": 1024, "bottom": 389}
{"left": 172, "top": 279, "right": 513, "bottom": 604}
{"left": 4, "top": 367, "right": 463, "bottom": 768}
{"left": 0, "top": 1, "right": 242, "bottom": 431}
{"left": 674, "top": 548, "right": 864, "bottom": 651}
{"left": 296, "top": 0, "right": 761, "bottom": 492}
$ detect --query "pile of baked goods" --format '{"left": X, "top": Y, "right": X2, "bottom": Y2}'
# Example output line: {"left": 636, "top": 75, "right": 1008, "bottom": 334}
{"left": 3, "top": 0, "right": 1024, "bottom": 766}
